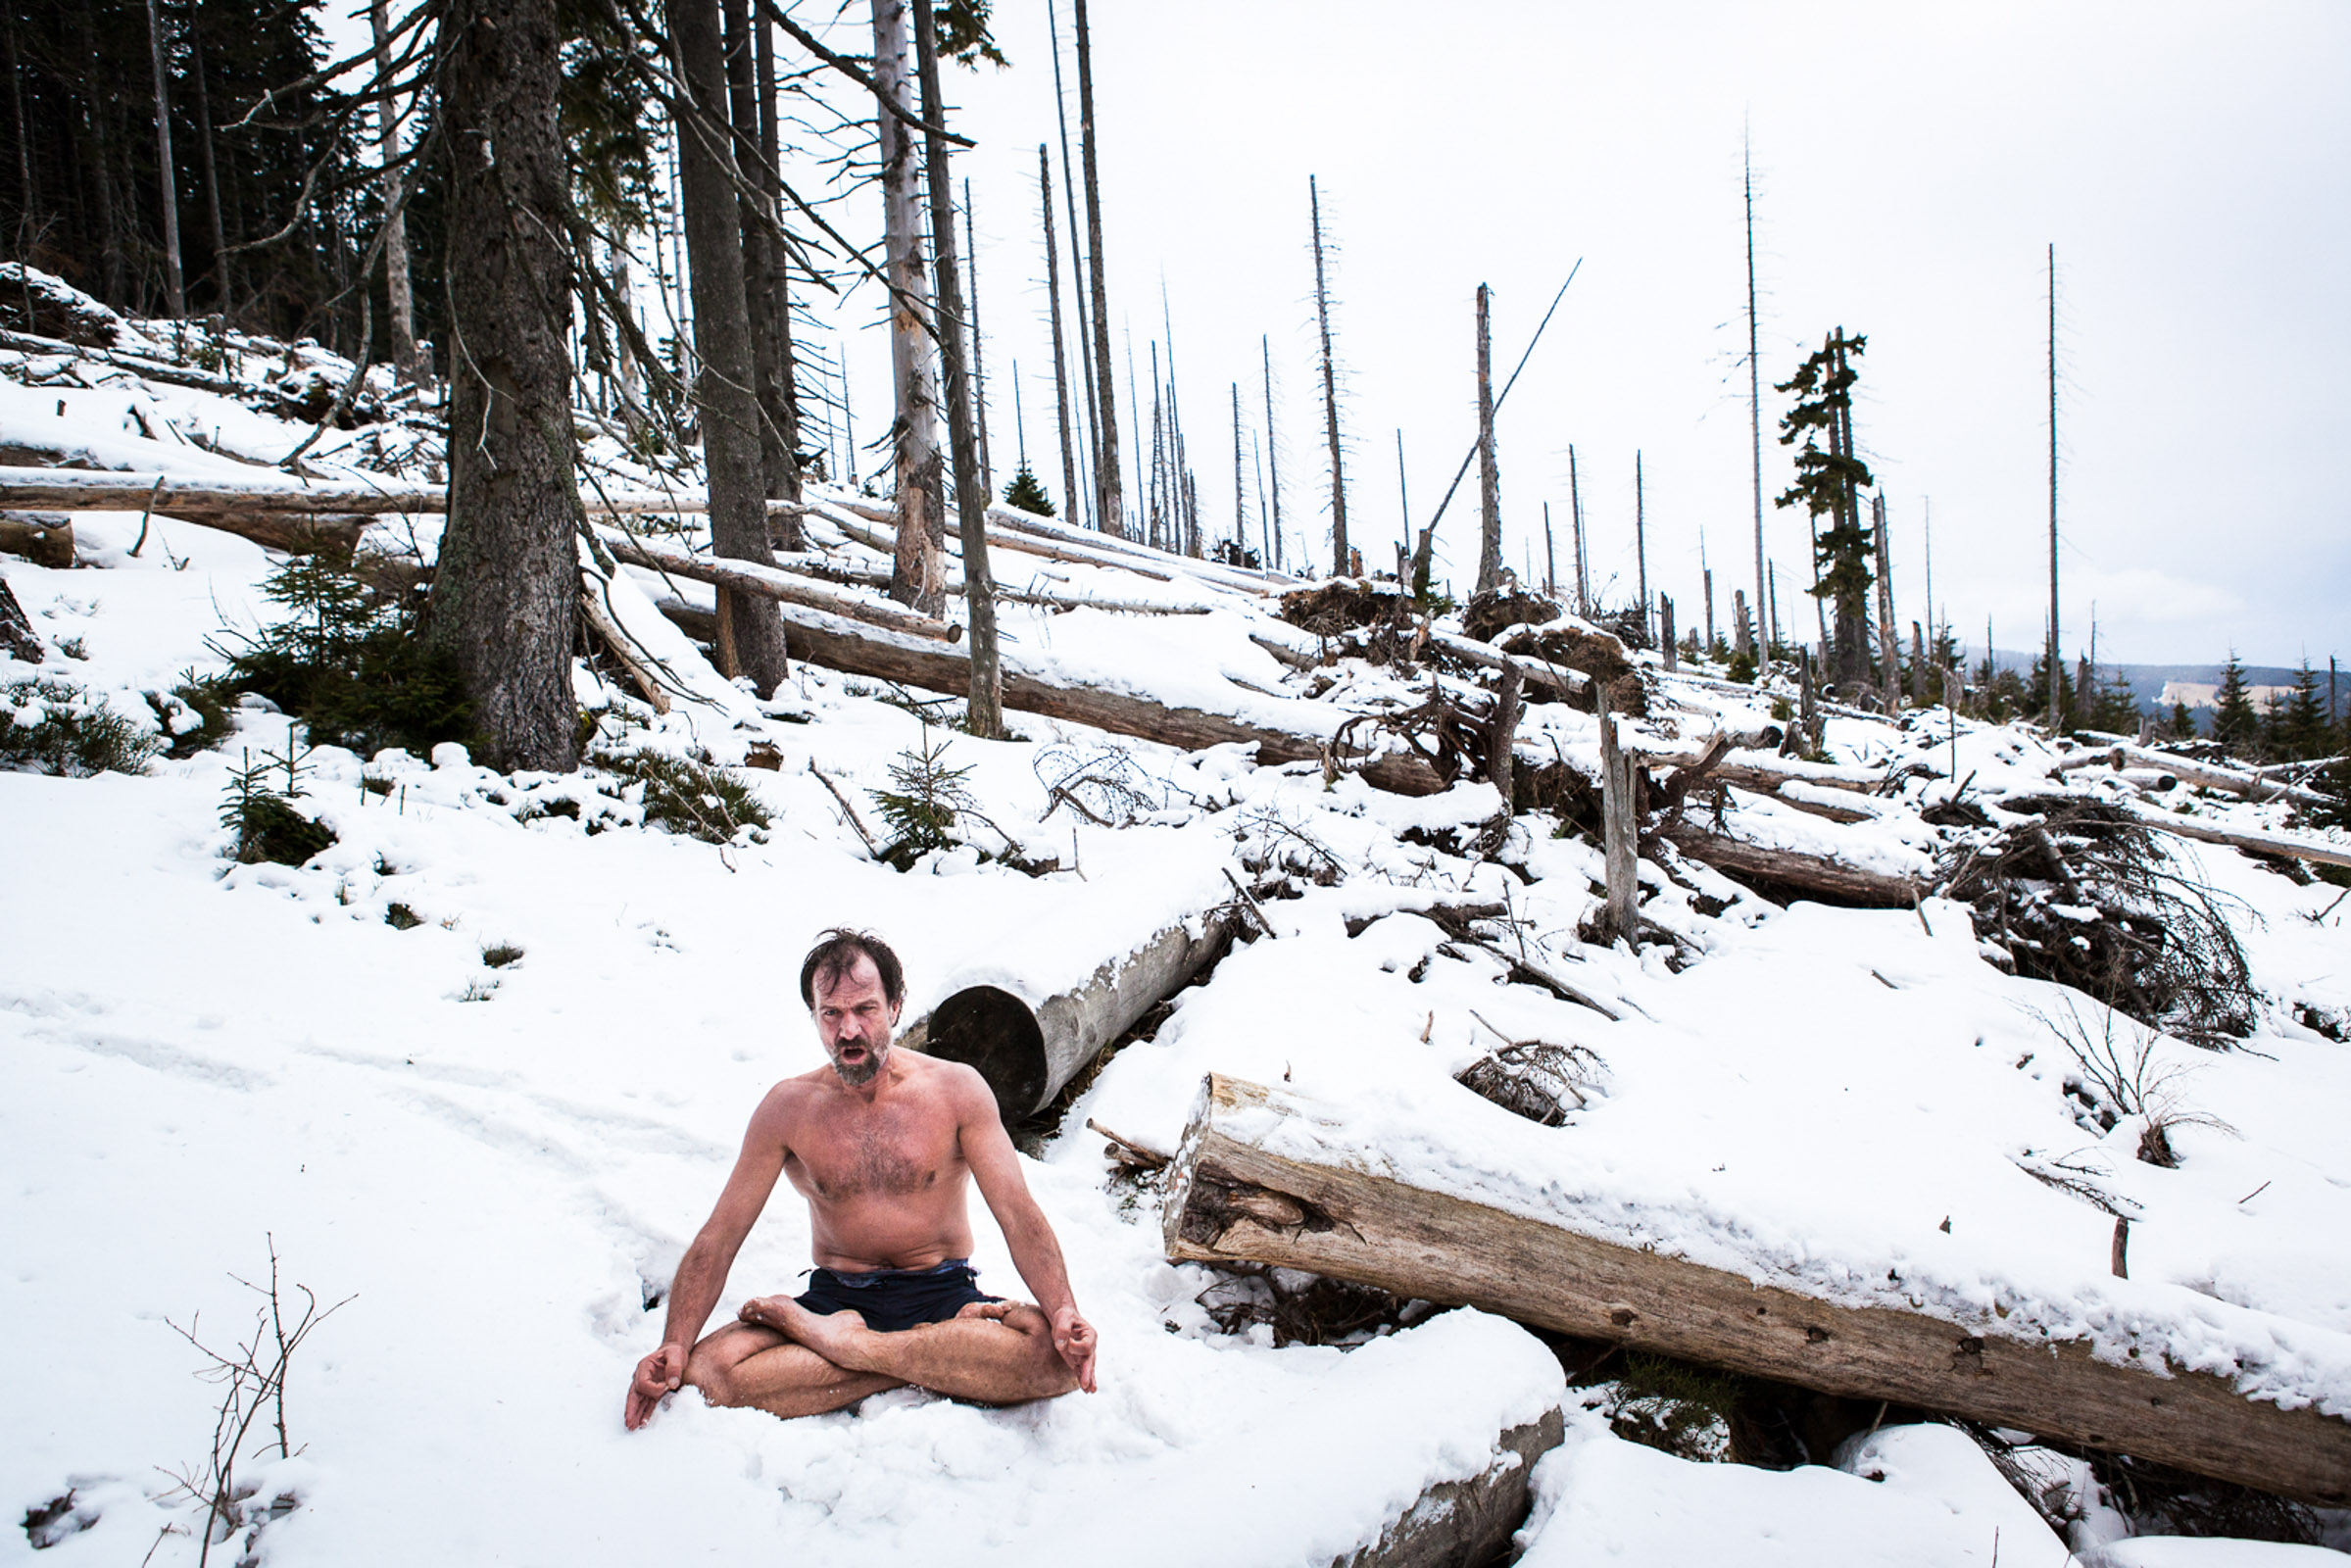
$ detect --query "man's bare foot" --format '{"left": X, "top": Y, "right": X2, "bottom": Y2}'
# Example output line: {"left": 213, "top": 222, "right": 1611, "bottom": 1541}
{"left": 740, "top": 1294, "right": 869, "bottom": 1365}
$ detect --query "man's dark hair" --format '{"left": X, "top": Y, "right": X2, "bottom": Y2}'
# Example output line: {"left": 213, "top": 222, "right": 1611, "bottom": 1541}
{"left": 799, "top": 928, "right": 906, "bottom": 1010}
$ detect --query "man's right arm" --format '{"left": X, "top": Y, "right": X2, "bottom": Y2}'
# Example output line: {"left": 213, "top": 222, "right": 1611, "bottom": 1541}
{"left": 624, "top": 1089, "right": 791, "bottom": 1430}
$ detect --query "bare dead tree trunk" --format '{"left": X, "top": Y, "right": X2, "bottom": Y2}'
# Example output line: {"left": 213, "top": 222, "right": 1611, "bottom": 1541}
{"left": 368, "top": 0, "right": 418, "bottom": 382}
{"left": 669, "top": 0, "right": 789, "bottom": 691}
{"left": 869, "top": 0, "right": 947, "bottom": 614}
{"left": 1232, "top": 381, "right": 1246, "bottom": 558}
{"left": 431, "top": 0, "right": 580, "bottom": 771}
{"left": 1045, "top": 0, "right": 1097, "bottom": 530}
{"left": 1309, "top": 175, "right": 1347, "bottom": 577}
{"left": 1072, "top": 0, "right": 1121, "bottom": 536}
{"left": 1261, "top": 334, "right": 1284, "bottom": 573}
{"left": 723, "top": 0, "right": 796, "bottom": 523}
{"left": 142, "top": 0, "right": 184, "bottom": 318}
{"left": 910, "top": 0, "right": 1001, "bottom": 736}
{"left": 1635, "top": 451, "right": 1649, "bottom": 643}
{"left": 963, "top": 176, "right": 991, "bottom": 497}
{"left": 754, "top": 9, "right": 803, "bottom": 542}
{"left": 1569, "top": 443, "right": 1588, "bottom": 614}
{"left": 1473, "top": 281, "right": 1500, "bottom": 596}
{"left": 1543, "top": 501, "right": 1557, "bottom": 601}
{"left": 1039, "top": 145, "right": 1080, "bottom": 527}
{"left": 185, "top": 19, "right": 230, "bottom": 317}
{"left": 1873, "top": 491, "right": 1898, "bottom": 702}
{"left": 1039, "top": 142, "right": 1081, "bottom": 521}
{"left": 2047, "top": 242, "right": 2061, "bottom": 729}
{"left": 1744, "top": 131, "right": 1764, "bottom": 662}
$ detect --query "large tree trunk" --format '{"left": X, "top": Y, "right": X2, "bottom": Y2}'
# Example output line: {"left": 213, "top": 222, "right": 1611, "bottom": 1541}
{"left": 141, "top": 0, "right": 184, "bottom": 318}
{"left": 909, "top": 2, "right": 1002, "bottom": 736}
{"left": 185, "top": 21, "right": 231, "bottom": 317}
{"left": 1473, "top": 282, "right": 1499, "bottom": 597}
{"left": 369, "top": 0, "right": 419, "bottom": 383}
{"left": 868, "top": 0, "right": 947, "bottom": 615}
{"left": 430, "top": 0, "right": 580, "bottom": 772}
{"left": 724, "top": 0, "right": 799, "bottom": 524}
{"left": 668, "top": 0, "right": 789, "bottom": 693}
{"left": 1071, "top": 0, "right": 1121, "bottom": 537}
{"left": 1165, "top": 1074, "right": 2351, "bottom": 1508}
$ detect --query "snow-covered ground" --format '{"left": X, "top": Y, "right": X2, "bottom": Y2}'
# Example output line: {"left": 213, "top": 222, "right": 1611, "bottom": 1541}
{"left": 5, "top": 299, "right": 2348, "bottom": 1564}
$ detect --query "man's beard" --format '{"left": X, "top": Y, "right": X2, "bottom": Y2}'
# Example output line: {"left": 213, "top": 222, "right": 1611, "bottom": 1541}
{"left": 831, "top": 1041, "right": 887, "bottom": 1087}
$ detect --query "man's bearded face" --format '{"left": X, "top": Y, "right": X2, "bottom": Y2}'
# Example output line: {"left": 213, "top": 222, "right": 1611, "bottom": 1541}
{"left": 813, "top": 955, "right": 896, "bottom": 1086}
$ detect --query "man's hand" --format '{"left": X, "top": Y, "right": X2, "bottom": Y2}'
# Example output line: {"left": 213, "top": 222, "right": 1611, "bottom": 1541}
{"left": 625, "top": 1343, "right": 687, "bottom": 1431}
{"left": 1050, "top": 1305, "right": 1099, "bottom": 1394}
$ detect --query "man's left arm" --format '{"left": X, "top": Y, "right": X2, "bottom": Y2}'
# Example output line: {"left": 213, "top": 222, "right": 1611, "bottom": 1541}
{"left": 956, "top": 1070, "right": 1098, "bottom": 1392}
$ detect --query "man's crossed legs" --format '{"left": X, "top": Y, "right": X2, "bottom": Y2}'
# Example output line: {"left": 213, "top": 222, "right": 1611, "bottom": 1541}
{"left": 687, "top": 1295, "right": 1078, "bottom": 1420}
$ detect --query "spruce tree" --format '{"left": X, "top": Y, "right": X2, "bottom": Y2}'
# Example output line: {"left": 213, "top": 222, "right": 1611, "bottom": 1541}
{"left": 2211, "top": 655, "right": 2259, "bottom": 755}
{"left": 2169, "top": 699, "right": 2196, "bottom": 740}
{"left": 2282, "top": 661, "right": 2329, "bottom": 760}
{"left": 1003, "top": 463, "right": 1054, "bottom": 516}
{"left": 1774, "top": 329, "right": 1875, "bottom": 689}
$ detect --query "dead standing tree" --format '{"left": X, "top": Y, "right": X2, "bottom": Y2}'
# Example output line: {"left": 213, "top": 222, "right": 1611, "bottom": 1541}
{"left": 1039, "top": 145, "right": 1081, "bottom": 529}
{"left": 870, "top": 0, "right": 948, "bottom": 615}
{"left": 911, "top": 0, "right": 1003, "bottom": 736}
{"left": 1073, "top": 0, "right": 1121, "bottom": 536}
{"left": 1473, "top": 282, "right": 1501, "bottom": 597}
{"left": 1309, "top": 175, "right": 1348, "bottom": 576}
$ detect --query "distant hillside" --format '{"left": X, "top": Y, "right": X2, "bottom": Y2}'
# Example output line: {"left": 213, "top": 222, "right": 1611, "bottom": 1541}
{"left": 1977, "top": 652, "right": 2341, "bottom": 725}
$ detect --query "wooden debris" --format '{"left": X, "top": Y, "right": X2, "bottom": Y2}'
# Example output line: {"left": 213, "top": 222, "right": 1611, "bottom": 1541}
{"left": 606, "top": 531, "right": 960, "bottom": 642}
{"left": 1659, "top": 822, "right": 1924, "bottom": 908}
{"left": 1163, "top": 1074, "right": 2351, "bottom": 1506}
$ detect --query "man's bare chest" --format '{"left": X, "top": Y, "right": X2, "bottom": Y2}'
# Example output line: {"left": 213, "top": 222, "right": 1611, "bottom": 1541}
{"left": 785, "top": 1104, "right": 959, "bottom": 1201}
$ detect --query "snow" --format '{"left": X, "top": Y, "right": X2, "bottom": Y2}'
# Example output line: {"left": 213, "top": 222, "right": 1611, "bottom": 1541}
{"left": 6, "top": 304, "right": 2348, "bottom": 1562}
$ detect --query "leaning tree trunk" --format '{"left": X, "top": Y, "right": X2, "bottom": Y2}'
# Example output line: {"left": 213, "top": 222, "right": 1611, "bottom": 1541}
{"left": 430, "top": 0, "right": 581, "bottom": 772}
{"left": 668, "top": 0, "right": 790, "bottom": 692}
{"left": 1309, "top": 175, "right": 1347, "bottom": 576}
{"left": 911, "top": 0, "right": 1002, "bottom": 737}
{"left": 869, "top": 0, "right": 947, "bottom": 615}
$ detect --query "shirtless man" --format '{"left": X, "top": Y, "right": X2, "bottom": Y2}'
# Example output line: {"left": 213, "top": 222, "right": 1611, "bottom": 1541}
{"left": 624, "top": 929, "right": 1098, "bottom": 1428}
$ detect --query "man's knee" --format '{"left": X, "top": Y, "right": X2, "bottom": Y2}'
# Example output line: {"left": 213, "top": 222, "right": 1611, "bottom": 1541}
{"left": 995, "top": 1303, "right": 1079, "bottom": 1396}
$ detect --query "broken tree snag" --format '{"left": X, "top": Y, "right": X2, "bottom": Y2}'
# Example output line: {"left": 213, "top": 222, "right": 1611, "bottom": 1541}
{"left": 1340, "top": 1407, "right": 1564, "bottom": 1568}
{"left": 662, "top": 598, "right": 1448, "bottom": 796}
{"left": 1486, "top": 662, "right": 1521, "bottom": 808}
{"left": 1163, "top": 1075, "right": 2351, "bottom": 1506}
{"left": 1597, "top": 691, "right": 1640, "bottom": 942}
{"left": 1659, "top": 821, "right": 1923, "bottom": 909}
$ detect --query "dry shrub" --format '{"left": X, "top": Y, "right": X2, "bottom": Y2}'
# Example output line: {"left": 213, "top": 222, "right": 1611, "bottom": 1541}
{"left": 1943, "top": 796, "right": 2257, "bottom": 1045}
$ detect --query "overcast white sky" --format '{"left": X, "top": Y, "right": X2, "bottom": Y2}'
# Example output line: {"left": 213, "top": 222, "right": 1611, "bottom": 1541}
{"left": 781, "top": 0, "right": 2349, "bottom": 672}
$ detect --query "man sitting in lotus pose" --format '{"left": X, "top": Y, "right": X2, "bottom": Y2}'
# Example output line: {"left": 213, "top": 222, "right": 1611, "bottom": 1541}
{"left": 625, "top": 929, "right": 1098, "bottom": 1428}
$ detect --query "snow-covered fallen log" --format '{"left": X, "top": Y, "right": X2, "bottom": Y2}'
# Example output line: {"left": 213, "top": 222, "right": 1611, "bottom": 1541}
{"left": 597, "top": 530, "right": 960, "bottom": 643}
{"left": 1163, "top": 1075, "right": 2351, "bottom": 1506}
{"left": 653, "top": 595, "right": 1449, "bottom": 796}
{"left": 2124, "top": 807, "right": 2351, "bottom": 871}
{"left": 1659, "top": 821, "right": 1926, "bottom": 907}
{"left": 2059, "top": 743, "right": 2329, "bottom": 810}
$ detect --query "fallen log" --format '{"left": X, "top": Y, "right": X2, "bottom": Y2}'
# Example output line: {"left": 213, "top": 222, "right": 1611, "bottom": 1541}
{"left": 606, "top": 533, "right": 959, "bottom": 642}
{"left": 821, "top": 501, "right": 1186, "bottom": 586}
{"left": 900, "top": 912, "right": 1236, "bottom": 1121}
{"left": 651, "top": 596, "right": 1448, "bottom": 796}
{"left": 985, "top": 502, "right": 1286, "bottom": 596}
{"left": 0, "top": 511, "right": 73, "bottom": 567}
{"left": 1164, "top": 1074, "right": 2351, "bottom": 1506}
{"left": 1659, "top": 821, "right": 1924, "bottom": 907}
{"left": 1425, "top": 627, "right": 1589, "bottom": 699}
{"left": 2125, "top": 807, "right": 2351, "bottom": 871}
{"left": 0, "top": 464, "right": 809, "bottom": 522}
{"left": 2058, "top": 742, "right": 2327, "bottom": 810}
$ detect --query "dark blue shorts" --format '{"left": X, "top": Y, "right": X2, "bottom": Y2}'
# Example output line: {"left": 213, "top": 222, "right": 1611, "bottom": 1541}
{"left": 794, "top": 1257, "right": 1002, "bottom": 1333}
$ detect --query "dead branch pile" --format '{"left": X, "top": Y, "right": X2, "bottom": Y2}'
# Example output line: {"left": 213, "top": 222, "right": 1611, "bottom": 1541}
{"left": 1458, "top": 587, "right": 1562, "bottom": 643}
{"left": 1941, "top": 795, "right": 2257, "bottom": 1045}
{"left": 1497, "top": 623, "right": 1641, "bottom": 713}
{"left": 1193, "top": 1262, "right": 1419, "bottom": 1348}
{"left": 1278, "top": 578, "right": 1419, "bottom": 664}
{"left": 1455, "top": 1036, "right": 1605, "bottom": 1127}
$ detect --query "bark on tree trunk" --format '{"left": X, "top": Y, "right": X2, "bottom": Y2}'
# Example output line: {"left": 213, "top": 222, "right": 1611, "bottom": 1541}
{"left": 370, "top": 0, "right": 418, "bottom": 383}
{"left": 1072, "top": 0, "right": 1121, "bottom": 537}
{"left": 668, "top": 0, "right": 789, "bottom": 692}
{"left": 1164, "top": 1074, "right": 2351, "bottom": 1508}
{"left": 430, "top": 0, "right": 581, "bottom": 772}
{"left": 753, "top": 8, "right": 802, "bottom": 541}
{"left": 1873, "top": 491, "right": 1898, "bottom": 703}
{"left": 186, "top": 21, "right": 230, "bottom": 317}
{"left": 1473, "top": 281, "right": 1499, "bottom": 597}
{"left": 869, "top": 0, "right": 947, "bottom": 615}
{"left": 724, "top": 0, "right": 798, "bottom": 519}
{"left": 1598, "top": 687, "right": 1640, "bottom": 944}
{"left": 911, "top": 0, "right": 1002, "bottom": 737}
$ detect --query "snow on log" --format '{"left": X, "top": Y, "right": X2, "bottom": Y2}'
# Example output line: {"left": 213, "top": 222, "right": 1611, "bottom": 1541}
{"left": 1658, "top": 821, "right": 1925, "bottom": 907}
{"left": 900, "top": 914, "right": 1235, "bottom": 1122}
{"left": 1338, "top": 1407, "right": 1563, "bottom": 1568}
{"left": 2058, "top": 743, "right": 2329, "bottom": 810}
{"left": 653, "top": 596, "right": 1448, "bottom": 796}
{"left": 597, "top": 531, "right": 959, "bottom": 642}
{"left": 2125, "top": 808, "right": 2351, "bottom": 871}
{"left": 1163, "top": 1074, "right": 2351, "bottom": 1506}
